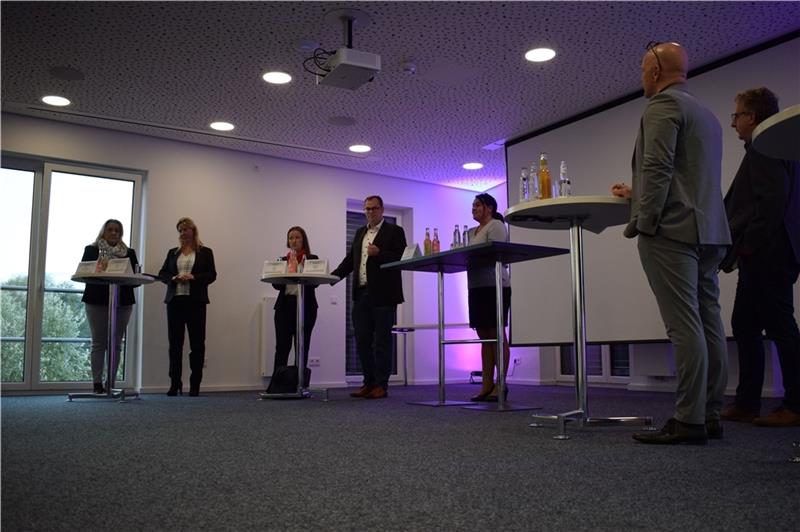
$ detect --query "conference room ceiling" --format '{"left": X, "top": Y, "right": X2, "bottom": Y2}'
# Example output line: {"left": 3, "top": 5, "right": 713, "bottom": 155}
{"left": 2, "top": 2, "right": 799, "bottom": 191}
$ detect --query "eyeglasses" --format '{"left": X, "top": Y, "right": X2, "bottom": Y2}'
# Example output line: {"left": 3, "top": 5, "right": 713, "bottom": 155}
{"left": 364, "top": 206, "right": 382, "bottom": 212}
{"left": 730, "top": 111, "right": 752, "bottom": 121}
{"left": 645, "top": 41, "right": 663, "bottom": 72}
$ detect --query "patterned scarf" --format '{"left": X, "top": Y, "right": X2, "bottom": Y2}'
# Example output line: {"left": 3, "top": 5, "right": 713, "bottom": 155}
{"left": 97, "top": 238, "right": 129, "bottom": 258}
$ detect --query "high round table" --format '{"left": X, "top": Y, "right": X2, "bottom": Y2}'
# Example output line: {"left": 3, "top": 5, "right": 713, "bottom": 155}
{"left": 68, "top": 272, "right": 155, "bottom": 402}
{"left": 505, "top": 196, "right": 653, "bottom": 437}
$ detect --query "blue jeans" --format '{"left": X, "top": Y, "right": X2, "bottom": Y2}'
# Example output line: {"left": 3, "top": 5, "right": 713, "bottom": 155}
{"left": 352, "top": 289, "right": 395, "bottom": 389}
{"left": 731, "top": 253, "right": 800, "bottom": 414}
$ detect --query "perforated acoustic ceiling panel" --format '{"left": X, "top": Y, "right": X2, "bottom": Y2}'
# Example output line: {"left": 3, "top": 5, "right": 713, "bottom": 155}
{"left": 2, "top": 2, "right": 799, "bottom": 191}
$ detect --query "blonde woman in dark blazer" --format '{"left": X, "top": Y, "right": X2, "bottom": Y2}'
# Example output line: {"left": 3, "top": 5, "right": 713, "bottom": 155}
{"left": 158, "top": 217, "right": 216, "bottom": 396}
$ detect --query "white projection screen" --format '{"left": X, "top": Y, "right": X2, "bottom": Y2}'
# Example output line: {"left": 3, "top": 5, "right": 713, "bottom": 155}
{"left": 506, "top": 38, "right": 800, "bottom": 345}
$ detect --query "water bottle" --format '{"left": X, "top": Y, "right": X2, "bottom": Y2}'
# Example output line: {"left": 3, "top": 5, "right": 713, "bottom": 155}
{"left": 453, "top": 224, "right": 461, "bottom": 248}
{"left": 432, "top": 228, "right": 440, "bottom": 253}
{"left": 559, "top": 160, "right": 571, "bottom": 197}
{"left": 529, "top": 161, "right": 541, "bottom": 200}
{"left": 519, "top": 167, "right": 529, "bottom": 203}
{"left": 462, "top": 225, "right": 469, "bottom": 246}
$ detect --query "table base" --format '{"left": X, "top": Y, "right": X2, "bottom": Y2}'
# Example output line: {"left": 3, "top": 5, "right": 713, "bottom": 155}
{"left": 67, "top": 389, "right": 140, "bottom": 402}
{"left": 530, "top": 410, "right": 653, "bottom": 439}
{"left": 259, "top": 387, "right": 329, "bottom": 401}
{"left": 408, "top": 399, "right": 473, "bottom": 407}
{"left": 463, "top": 403, "right": 541, "bottom": 412}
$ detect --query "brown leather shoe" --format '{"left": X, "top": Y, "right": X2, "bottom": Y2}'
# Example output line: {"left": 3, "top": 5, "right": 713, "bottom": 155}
{"left": 349, "top": 385, "right": 373, "bottom": 398}
{"left": 753, "top": 408, "right": 800, "bottom": 427}
{"left": 365, "top": 387, "right": 388, "bottom": 399}
{"left": 720, "top": 404, "right": 759, "bottom": 423}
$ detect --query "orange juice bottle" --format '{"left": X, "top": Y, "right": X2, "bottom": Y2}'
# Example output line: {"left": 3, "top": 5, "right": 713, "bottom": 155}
{"left": 538, "top": 152, "right": 552, "bottom": 199}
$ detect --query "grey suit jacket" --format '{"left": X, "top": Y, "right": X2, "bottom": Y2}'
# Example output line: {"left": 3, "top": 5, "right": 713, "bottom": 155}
{"left": 625, "top": 83, "right": 731, "bottom": 246}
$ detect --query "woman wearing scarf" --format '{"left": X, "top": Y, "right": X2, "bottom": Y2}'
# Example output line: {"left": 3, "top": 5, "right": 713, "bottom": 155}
{"left": 81, "top": 219, "right": 139, "bottom": 394}
{"left": 158, "top": 217, "right": 217, "bottom": 397}
{"left": 271, "top": 226, "right": 318, "bottom": 377}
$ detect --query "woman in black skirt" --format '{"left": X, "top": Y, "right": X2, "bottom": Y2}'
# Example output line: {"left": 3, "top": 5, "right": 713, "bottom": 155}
{"left": 465, "top": 193, "right": 511, "bottom": 402}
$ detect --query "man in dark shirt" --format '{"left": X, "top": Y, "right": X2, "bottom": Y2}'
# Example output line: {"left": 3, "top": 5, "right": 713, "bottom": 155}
{"left": 720, "top": 87, "right": 800, "bottom": 427}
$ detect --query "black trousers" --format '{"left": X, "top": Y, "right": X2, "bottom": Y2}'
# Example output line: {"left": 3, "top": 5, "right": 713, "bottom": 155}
{"left": 731, "top": 251, "right": 800, "bottom": 414}
{"left": 166, "top": 296, "right": 207, "bottom": 388}
{"left": 273, "top": 296, "right": 317, "bottom": 370}
{"left": 352, "top": 288, "right": 395, "bottom": 389}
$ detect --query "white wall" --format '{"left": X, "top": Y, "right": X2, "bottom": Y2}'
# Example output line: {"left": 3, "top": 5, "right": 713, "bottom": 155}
{"left": 2, "top": 113, "right": 489, "bottom": 391}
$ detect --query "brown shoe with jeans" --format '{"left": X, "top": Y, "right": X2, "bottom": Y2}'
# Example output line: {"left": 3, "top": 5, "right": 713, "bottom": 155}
{"left": 753, "top": 408, "right": 800, "bottom": 427}
{"left": 720, "top": 404, "right": 759, "bottom": 423}
{"left": 365, "top": 387, "right": 387, "bottom": 399}
{"left": 349, "top": 385, "right": 373, "bottom": 398}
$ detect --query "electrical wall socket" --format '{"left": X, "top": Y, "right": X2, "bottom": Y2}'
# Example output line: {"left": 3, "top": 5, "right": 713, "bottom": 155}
{"left": 513, "top": 358, "right": 521, "bottom": 365}
{"left": 308, "top": 357, "right": 321, "bottom": 366}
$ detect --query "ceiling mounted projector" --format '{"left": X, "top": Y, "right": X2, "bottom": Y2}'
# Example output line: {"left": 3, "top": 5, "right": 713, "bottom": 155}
{"left": 317, "top": 47, "right": 381, "bottom": 90}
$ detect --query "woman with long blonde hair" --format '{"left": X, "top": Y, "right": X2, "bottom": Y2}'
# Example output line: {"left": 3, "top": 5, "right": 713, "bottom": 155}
{"left": 158, "top": 217, "right": 217, "bottom": 396}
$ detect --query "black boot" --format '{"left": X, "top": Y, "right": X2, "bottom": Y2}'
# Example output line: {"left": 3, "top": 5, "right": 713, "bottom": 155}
{"left": 166, "top": 381, "right": 182, "bottom": 396}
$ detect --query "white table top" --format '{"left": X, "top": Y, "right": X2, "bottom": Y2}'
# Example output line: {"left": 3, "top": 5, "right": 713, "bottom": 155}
{"left": 504, "top": 195, "right": 630, "bottom": 234}
{"left": 71, "top": 273, "right": 156, "bottom": 286}
{"left": 752, "top": 104, "right": 800, "bottom": 160}
{"left": 261, "top": 273, "right": 339, "bottom": 286}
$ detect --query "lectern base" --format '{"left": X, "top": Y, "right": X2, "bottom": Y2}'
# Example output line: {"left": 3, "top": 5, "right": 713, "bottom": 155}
{"left": 67, "top": 388, "right": 140, "bottom": 402}
{"left": 408, "top": 400, "right": 473, "bottom": 407}
{"left": 463, "top": 402, "right": 541, "bottom": 412}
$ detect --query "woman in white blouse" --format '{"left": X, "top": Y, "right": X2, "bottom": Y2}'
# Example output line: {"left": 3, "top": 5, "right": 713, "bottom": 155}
{"left": 158, "top": 217, "right": 217, "bottom": 397}
{"left": 466, "top": 193, "right": 512, "bottom": 402}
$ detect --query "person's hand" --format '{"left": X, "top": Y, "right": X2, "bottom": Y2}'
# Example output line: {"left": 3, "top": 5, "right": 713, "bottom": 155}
{"left": 367, "top": 243, "right": 380, "bottom": 256}
{"left": 611, "top": 182, "right": 632, "bottom": 199}
{"left": 174, "top": 273, "right": 194, "bottom": 282}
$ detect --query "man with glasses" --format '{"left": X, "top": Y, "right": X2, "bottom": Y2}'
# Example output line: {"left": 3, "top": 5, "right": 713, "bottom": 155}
{"left": 612, "top": 42, "right": 730, "bottom": 444}
{"left": 332, "top": 195, "right": 406, "bottom": 399}
{"left": 720, "top": 87, "right": 800, "bottom": 427}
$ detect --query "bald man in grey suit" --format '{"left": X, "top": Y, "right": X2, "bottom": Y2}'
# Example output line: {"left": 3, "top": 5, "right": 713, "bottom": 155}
{"left": 613, "top": 42, "right": 731, "bottom": 445}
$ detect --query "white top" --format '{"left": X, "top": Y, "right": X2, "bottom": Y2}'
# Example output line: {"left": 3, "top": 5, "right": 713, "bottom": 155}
{"left": 504, "top": 196, "right": 630, "bottom": 234}
{"left": 359, "top": 219, "right": 383, "bottom": 287}
{"left": 175, "top": 251, "right": 195, "bottom": 296}
{"left": 467, "top": 218, "right": 510, "bottom": 288}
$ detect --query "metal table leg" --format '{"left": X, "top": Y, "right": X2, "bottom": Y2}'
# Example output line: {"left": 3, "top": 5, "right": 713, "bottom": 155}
{"left": 69, "top": 283, "right": 139, "bottom": 402}
{"left": 530, "top": 219, "right": 650, "bottom": 436}
{"left": 410, "top": 267, "right": 471, "bottom": 406}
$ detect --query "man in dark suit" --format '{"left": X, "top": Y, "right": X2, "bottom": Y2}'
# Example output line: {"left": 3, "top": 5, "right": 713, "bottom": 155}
{"left": 332, "top": 195, "right": 406, "bottom": 399}
{"left": 720, "top": 87, "right": 800, "bottom": 427}
{"left": 613, "top": 42, "right": 731, "bottom": 444}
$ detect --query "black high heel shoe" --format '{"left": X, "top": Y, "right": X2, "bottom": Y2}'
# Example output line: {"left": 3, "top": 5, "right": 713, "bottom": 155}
{"left": 93, "top": 382, "right": 105, "bottom": 394}
{"left": 470, "top": 385, "right": 496, "bottom": 402}
{"left": 486, "top": 385, "right": 509, "bottom": 403}
{"left": 188, "top": 386, "right": 200, "bottom": 397}
{"left": 166, "top": 382, "right": 183, "bottom": 396}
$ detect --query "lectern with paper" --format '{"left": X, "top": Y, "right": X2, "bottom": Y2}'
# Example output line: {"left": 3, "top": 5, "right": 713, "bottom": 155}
{"left": 69, "top": 258, "right": 154, "bottom": 402}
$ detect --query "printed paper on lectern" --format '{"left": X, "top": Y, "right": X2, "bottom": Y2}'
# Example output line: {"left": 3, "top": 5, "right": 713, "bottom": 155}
{"left": 302, "top": 259, "right": 328, "bottom": 274}
{"left": 262, "top": 260, "right": 287, "bottom": 277}
{"left": 105, "top": 258, "right": 132, "bottom": 274}
{"left": 75, "top": 261, "right": 96, "bottom": 275}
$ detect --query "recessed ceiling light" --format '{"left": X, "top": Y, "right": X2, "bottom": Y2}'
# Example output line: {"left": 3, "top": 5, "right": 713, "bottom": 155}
{"left": 525, "top": 48, "right": 556, "bottom": 62}
{"left": 209, "top": 122, "right": 235, "bottom": 131}
{"left": 462, "top": 162, "right": 484, "bottom": 170}
{"left": 41, "top": 95, "right": 71, "bottom": 106}
{"left": 262, "top": 71, "right": 292, "bottom": 84}
{"left": 349, "top": 144, "right": 371, "bottom": 153}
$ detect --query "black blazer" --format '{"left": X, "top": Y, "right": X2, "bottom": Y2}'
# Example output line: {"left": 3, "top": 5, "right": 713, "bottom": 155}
{"left": 158, "top": 246, "right": 217, "bottom": 304}
{"left": 721, "top": 144, "right": 800, "bottom": 271}
{"left": 331, "top": 221, "right": 406, "bottom": 306}
{"left": 80, "top": 245, "right": 139, "bottom": 305}
{"left": 272, "top": 254, "right": 319, "bottom": 311}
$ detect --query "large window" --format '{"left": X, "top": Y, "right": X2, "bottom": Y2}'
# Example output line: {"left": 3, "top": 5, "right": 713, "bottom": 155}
{"left": 0, "top": 158, "right": 142, "bottom": 390}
